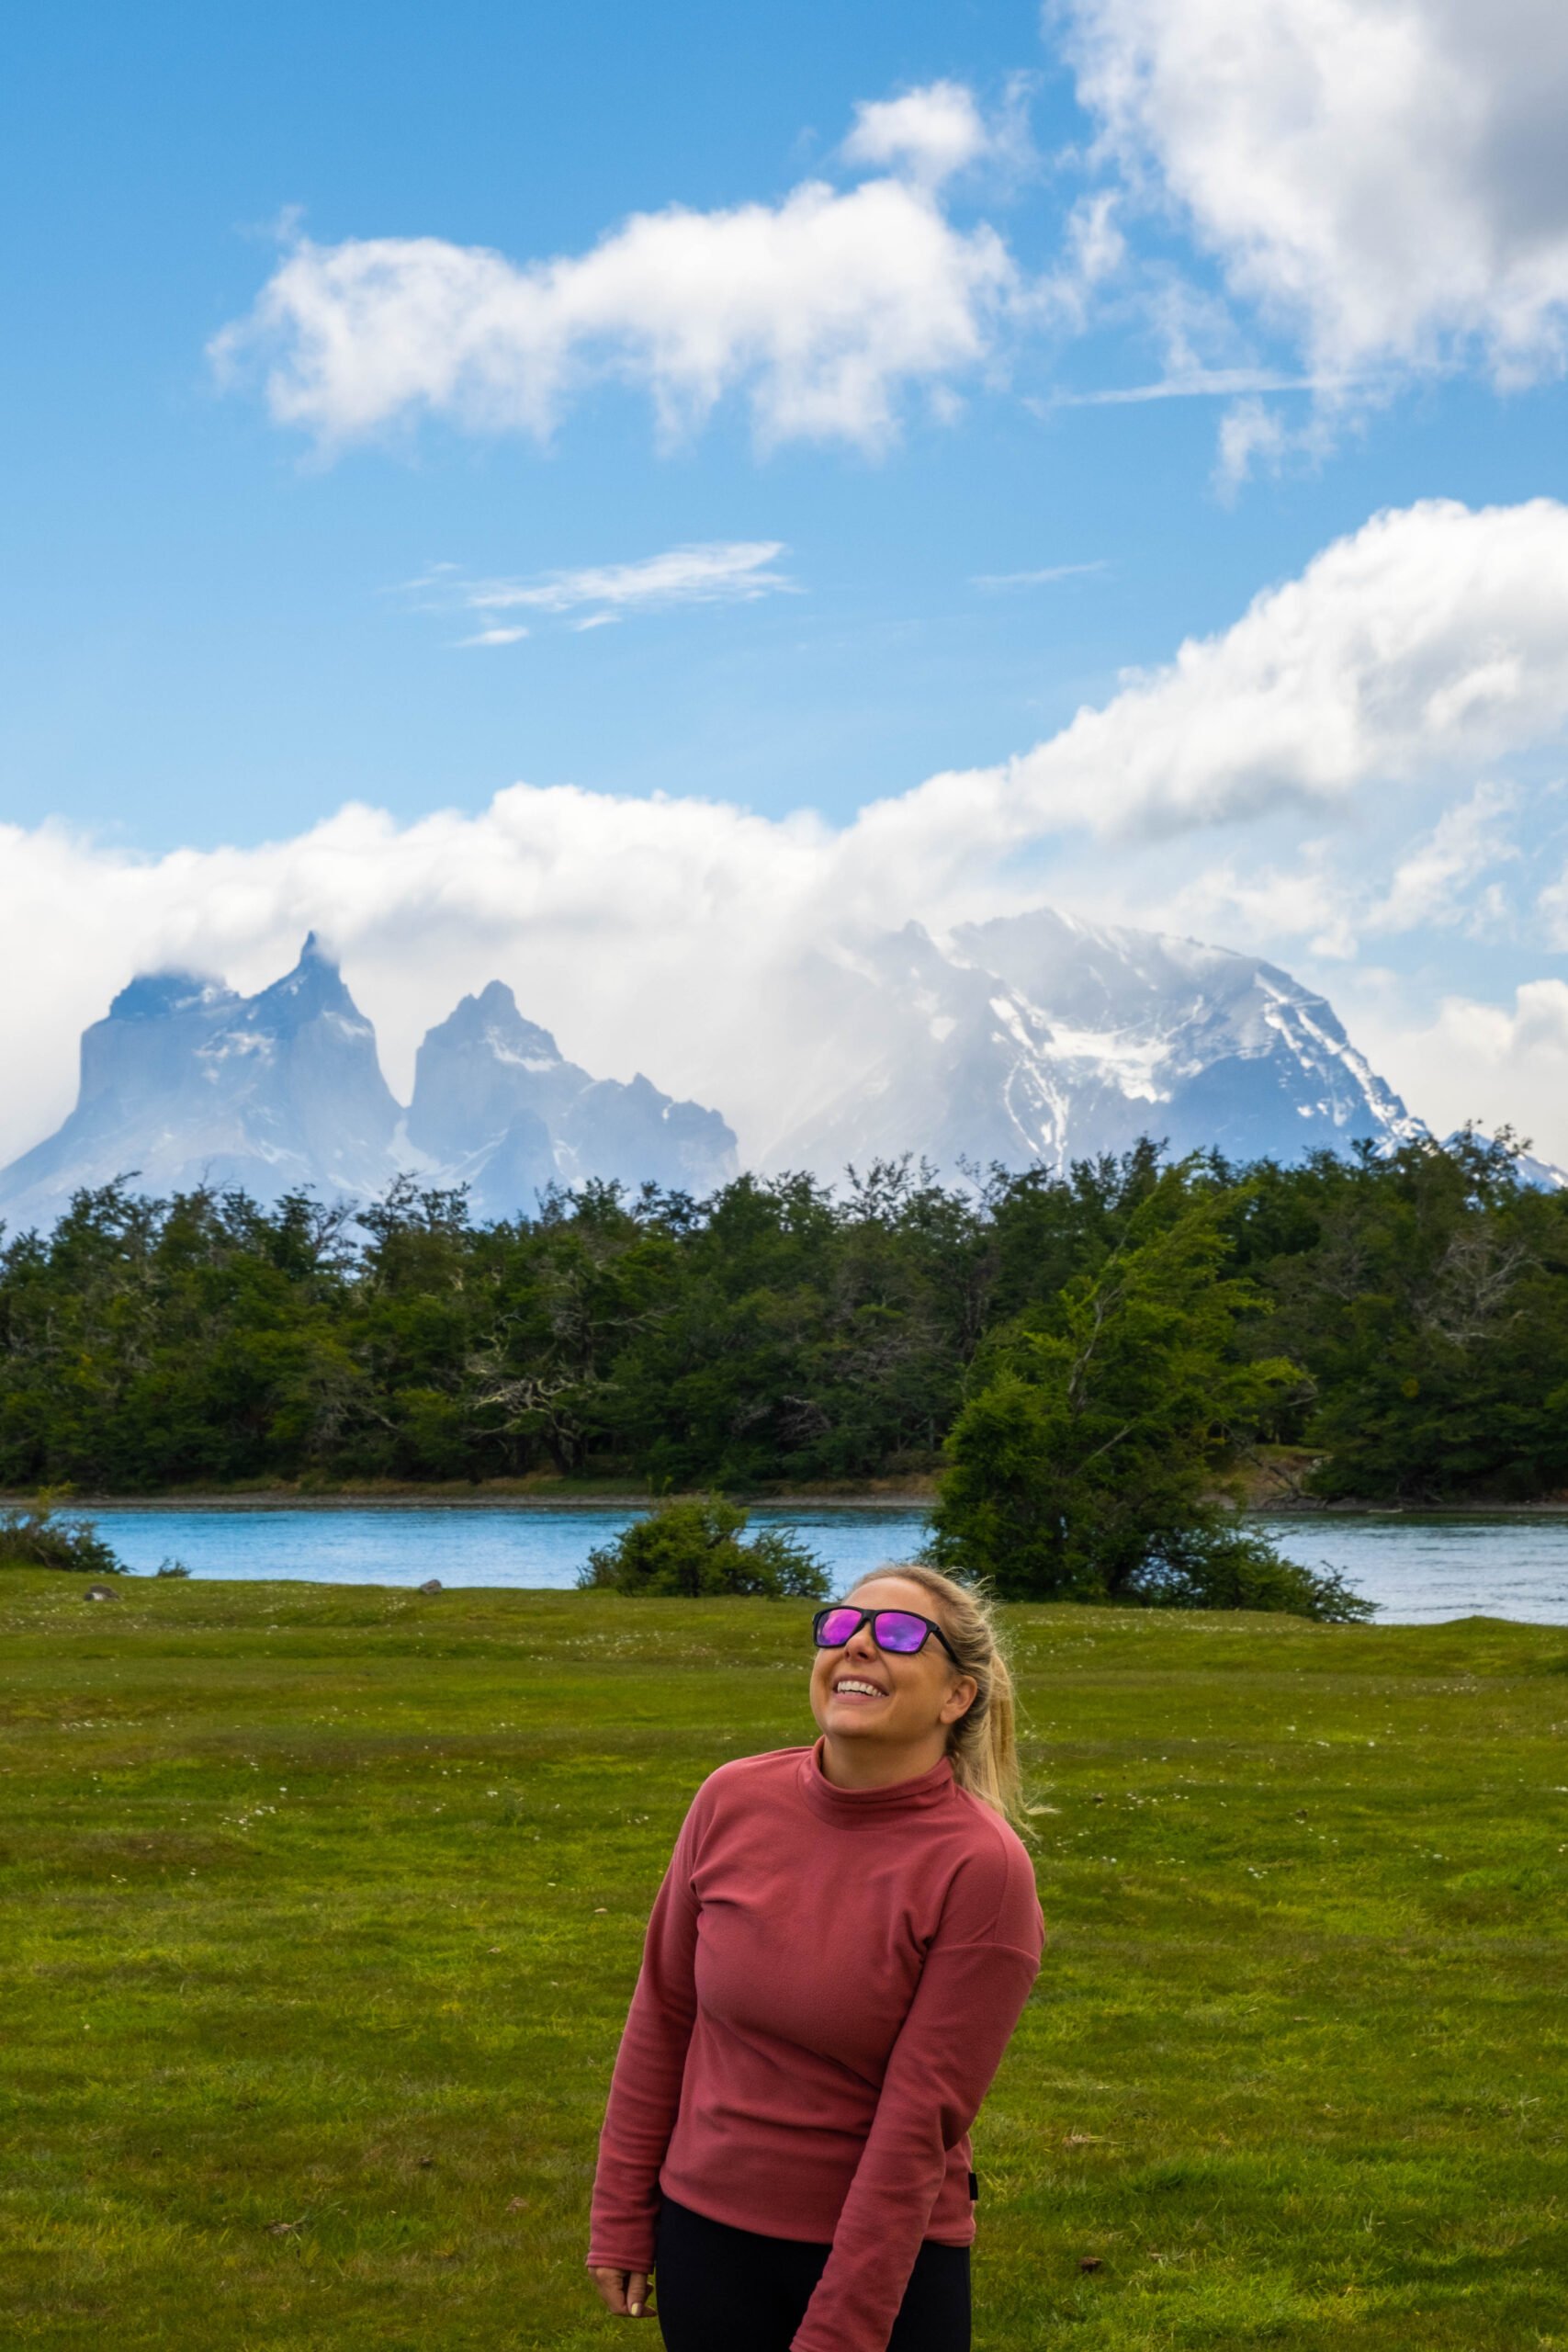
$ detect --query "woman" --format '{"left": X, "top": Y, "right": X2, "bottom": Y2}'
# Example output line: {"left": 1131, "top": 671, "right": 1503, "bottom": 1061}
{"left": 587, "top": 1562, "right": 1043, "bottom": 2352}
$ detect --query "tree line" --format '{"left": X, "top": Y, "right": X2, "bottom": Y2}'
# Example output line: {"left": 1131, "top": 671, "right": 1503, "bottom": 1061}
{"left": 1, "top": 1131, "right": 1563, "bottom": 1514}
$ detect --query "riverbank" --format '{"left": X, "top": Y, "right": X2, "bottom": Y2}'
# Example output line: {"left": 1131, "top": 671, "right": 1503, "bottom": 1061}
{"left": 0, "top": 1475, "right": 942, "bottom": 1509}
{"left": 3, "top": 1576, "right": 1562, "bottom": 2350}
{"left": 12, "top": 1479, "right": 1568, "bottom": 1517}
{"left": 9, "top": 1442, "right": 1565, "bottom": 1514}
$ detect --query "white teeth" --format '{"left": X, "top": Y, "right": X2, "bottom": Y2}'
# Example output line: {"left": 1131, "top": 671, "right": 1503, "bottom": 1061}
{"left": 834, "top": 1679, "right": 886, "bottom": 1698}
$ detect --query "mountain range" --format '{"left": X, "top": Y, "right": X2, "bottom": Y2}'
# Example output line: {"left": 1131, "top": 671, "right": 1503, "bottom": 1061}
{"left": 760, "top": 910, "right": 1425, "bottom": 1176}
{"left": 0, "top": 934, "right": 738, "bottom": 1231}
{"left": 0, "top": 910, "right": 1439, "bottom": 1230}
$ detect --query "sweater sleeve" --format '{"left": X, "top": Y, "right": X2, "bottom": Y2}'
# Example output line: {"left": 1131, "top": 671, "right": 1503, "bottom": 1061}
{"left": 790, "top": 1833, "right": 1043, "bottom": 2352}
{"left": 585, "top": 1791, "right": 706, "bottom": 2274}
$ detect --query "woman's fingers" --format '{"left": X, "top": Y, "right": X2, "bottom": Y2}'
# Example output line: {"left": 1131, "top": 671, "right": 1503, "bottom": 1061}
{"left": 590, "top": 2267, "right": 655, "bottom": 2318}
{"left": 591, "top": 2266, "right": 630, "bottom": 2314}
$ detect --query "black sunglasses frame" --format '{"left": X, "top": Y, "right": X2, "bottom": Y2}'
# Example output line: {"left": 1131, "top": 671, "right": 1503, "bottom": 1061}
{"left": 811, "top": 1603, "right": 964, "bottom": 1671}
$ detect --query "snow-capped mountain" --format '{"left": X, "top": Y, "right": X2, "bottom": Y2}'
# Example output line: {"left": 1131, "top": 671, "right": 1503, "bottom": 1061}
{"left": 0, "top": 943, "right": 738, "bottom": 1231}
{"left": 763, "top": 909, "right": 1427, "bottom": 1177}
{"left": 0, "top": 906, "right": 1461, "bottom": 1234}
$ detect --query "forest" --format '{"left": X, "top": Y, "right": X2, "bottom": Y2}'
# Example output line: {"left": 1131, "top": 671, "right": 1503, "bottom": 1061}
{"left": 1, "top": 1127, "right": 1564, "bottom": 1510}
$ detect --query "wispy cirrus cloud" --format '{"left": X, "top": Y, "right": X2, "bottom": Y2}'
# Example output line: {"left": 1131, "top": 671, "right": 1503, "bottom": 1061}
{"left": 971, "top": 560, "right": 1107, "bottom": 589}
{"left": 1048, "top": 369, "right": 1332, "bottom": 409}
{"left": 410, "top": 540, "right": 795, "bottom": 646}
{"left": 457, "top": 623, "right": 532, "bottom": 649}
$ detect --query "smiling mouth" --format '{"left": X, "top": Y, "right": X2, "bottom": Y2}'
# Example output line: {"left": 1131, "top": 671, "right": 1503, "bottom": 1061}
{"left": 832, "top": 1678, "right": 888, "bottom": 1701}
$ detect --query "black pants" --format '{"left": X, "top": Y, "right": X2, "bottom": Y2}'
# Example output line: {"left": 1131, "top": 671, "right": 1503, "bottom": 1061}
{"left": 654, "top": 2195, "right": 971, "bottom": 2352}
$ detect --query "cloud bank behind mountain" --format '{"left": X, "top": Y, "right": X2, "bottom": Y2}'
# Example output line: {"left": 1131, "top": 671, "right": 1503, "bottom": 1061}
{"left": 6, "top": 496, "right": 1568, "bottom": 1177}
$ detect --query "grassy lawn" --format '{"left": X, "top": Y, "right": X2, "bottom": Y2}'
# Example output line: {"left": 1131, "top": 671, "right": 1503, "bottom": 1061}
{"left": 2, "top": 1577, "right": 1565, "bottom": 2351}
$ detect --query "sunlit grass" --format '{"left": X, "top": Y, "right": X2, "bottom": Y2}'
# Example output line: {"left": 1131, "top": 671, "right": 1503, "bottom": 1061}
{"left": 2, "top": 1575, "right": 1565, "bottom": 2348}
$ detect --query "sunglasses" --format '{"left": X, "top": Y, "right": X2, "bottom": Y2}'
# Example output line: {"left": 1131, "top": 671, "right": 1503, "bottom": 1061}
{"left": 811, "top": 1603, "right": 964, "bottom": 1670}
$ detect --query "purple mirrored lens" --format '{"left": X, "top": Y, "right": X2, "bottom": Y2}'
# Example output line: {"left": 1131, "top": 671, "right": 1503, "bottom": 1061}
{"left": 871, "top": 1611, "right": 929, "bottom": 1653}
{"left": 816, "top": 1608, "right": 863, "bottom": 1647}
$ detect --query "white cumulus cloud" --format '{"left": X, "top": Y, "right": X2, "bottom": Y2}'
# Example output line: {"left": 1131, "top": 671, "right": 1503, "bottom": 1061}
{"left": 1365, "top": 782, "right": 1521, "bottom": 935}
{"left": 1062, "top": 0, "right": 1568, "bottom": 386}
{"left": 841, "top": 81, "right": 992, "bottom": 186}
{"left": 847, "top": 498, "right": 1568, "bottom": 898}
{"left": 1350, "top": 979, "right": 1568, "bottom": 1161}
{"left": 211, "top": 107, "right": 1017, "bottom": 452}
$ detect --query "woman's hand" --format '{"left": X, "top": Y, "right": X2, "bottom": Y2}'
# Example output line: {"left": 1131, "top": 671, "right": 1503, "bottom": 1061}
{"left": 591, "top": 2266, "right": 654, "bottom": 2319}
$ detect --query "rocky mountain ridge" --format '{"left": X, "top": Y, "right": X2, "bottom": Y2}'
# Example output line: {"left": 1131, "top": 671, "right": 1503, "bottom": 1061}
{"left": 0, "top": 937, "right": 739, "bottom": 1231}
{"left": 0, "top": 907, "right": 1482, "bottom": 1232}
{"left": 762, "top": 909, "right": 1427, "bottom": 1176}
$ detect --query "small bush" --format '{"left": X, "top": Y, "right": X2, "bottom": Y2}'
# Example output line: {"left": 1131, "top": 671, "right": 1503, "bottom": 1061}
{"left": 580, "top": 1496, "right": 830, "bottom": 1599}
{"left": 155, "top": 1557, "right": 192, "bottom": 1579}
{"left": 1123, "top": 1514, "right": 1377, "bottom": 1623}
{"left": 0, "top": 1498, "right": 122, "bottom": 1577}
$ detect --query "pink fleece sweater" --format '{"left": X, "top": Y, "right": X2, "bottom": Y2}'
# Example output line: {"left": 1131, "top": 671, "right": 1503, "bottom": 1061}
{"left": 587, "top": 1740, "right": 1043, "bottom": 2352}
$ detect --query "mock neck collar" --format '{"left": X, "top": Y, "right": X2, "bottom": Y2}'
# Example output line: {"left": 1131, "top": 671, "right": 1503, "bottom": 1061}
{"left": 796, "top": 1736, "right": 955, "bottom": 1826}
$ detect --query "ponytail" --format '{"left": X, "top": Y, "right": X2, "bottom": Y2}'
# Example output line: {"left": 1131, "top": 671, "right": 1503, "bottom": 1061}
{"left": 848, "top": 1561, "right": 1024, "bottom": 1826}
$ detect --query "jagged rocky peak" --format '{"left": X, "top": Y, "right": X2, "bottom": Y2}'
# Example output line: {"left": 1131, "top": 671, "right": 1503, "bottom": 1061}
{"left": 249, "top": 930, "right": 372, "bottom": 1025}
{"left": 408, "top": 978, "right": 739, "bottom": 1208}
{"left": 406, "top": 980, "right": 585, "bottom": 1158}
{"left": 0, "top": 936, "right": 402, "bottom": 1231}
{"left": 556, "top": 1072, "right": 739, "bottom": 1196}
{"left": 0, "top": 905, "right": 1463, "bottom": 1234}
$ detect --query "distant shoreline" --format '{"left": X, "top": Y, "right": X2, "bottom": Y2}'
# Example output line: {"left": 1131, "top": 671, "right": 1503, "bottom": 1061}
{"left": 11, "top": 1483, "right": 1568, "bottom": 1519}
{"left": 6, "top": 1485, "right": 934, "bottom": 1512}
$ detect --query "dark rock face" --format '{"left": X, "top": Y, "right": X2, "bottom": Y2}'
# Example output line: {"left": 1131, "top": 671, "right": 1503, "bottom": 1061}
{"left": 406, "top": 982, "right": 738, "bottom": 1214}
{"left": 765, "top": 909, "right": 1425, "bottom": 1181}
{"left": 556, "top": 1074, "right": 739, "bottom": 1195}
{"left": 0, "top": 934, "right": 402, "bottom": 1229}
{"left": 406, "top": 982, "right": 585, "bottom": 1158}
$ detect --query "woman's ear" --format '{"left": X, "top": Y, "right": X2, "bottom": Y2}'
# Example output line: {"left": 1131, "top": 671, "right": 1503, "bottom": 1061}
{"left": 940, "top": 1675, "right": 978, "bottom": 1727}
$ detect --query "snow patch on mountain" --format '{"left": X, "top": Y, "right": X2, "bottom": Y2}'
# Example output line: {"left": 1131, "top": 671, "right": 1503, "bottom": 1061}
{"left": 762, "top": 908, "right": 1430, "bottom": 1179}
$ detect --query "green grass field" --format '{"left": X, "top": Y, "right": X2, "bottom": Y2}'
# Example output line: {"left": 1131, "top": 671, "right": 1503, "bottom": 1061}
{"left": 2, "top": 1575, "right": 1565, "bottom": 2351}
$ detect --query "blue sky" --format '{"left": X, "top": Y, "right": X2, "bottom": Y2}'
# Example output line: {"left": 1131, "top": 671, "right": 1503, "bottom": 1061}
{"left": 5, "top": 0, "right": 1568, "bottom": 1162}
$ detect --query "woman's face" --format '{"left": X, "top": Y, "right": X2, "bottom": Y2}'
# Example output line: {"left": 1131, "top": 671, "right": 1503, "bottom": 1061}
{"left": 808, "top": 1574, "right": 978, "bottom": 1753}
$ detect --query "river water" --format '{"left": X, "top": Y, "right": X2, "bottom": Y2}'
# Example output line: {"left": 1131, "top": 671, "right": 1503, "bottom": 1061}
{"left": 79, "top": 1503, "right": 1568, "bottom": 1624}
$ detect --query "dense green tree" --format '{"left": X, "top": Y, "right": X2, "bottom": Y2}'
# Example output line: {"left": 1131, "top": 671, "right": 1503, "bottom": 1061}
{"left": 925, "top": 1167, "right": 1365, "bottom": 1616}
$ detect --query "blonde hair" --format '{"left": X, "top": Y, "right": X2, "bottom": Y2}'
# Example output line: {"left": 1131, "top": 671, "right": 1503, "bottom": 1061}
{"left": 848, "top": 1562, "right": 1023, "bottom": 1827}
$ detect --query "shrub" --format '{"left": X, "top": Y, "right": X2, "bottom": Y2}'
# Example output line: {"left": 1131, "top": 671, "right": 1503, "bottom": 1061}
{"left": 580, "top": 1496, "right": 829, "bottom": 1598}
{"left": 1118, "top": 1514, "right": 1376, "bottom": 1623}
{"left": 0, "top": 1497, "right": 122, "bottom": 1576}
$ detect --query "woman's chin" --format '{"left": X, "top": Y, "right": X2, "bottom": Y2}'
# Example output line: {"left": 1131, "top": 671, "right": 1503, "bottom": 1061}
{"left": 824, "top": 1700, "right": 896, "bottom": 1736}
